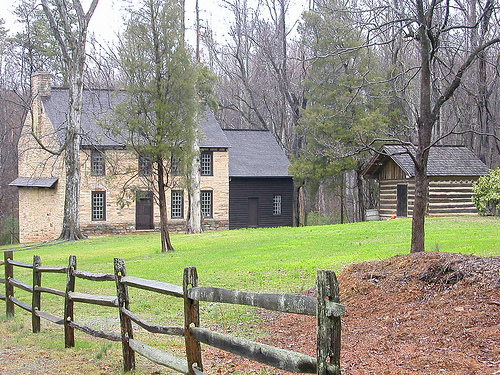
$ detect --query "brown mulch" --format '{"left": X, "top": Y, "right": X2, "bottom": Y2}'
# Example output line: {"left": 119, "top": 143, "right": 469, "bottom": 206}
{"left": 202, "top": 252, "right": 500, "bottom": 375}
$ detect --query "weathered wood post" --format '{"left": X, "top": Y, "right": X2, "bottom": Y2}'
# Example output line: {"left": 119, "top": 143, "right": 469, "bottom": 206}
{"left": 32, "top": 255, "right": 42, "bottom": 333}
{"left": 114, "top": 257, "right": 135, "bottom": 371}
{"left": 183, "top": 266, "right": 203, "bottom": 374}
{"left": 316, "top": 269, "right": 342, "bottom": 375}
{"left": 4, "top": 251, "right": 14, "bottom": 318}
{"left": 64, "top": 255, "right": 76, "bottom": 348}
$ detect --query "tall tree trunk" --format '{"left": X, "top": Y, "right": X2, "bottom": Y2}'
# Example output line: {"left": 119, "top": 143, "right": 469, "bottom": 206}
{"left": 187, "top": 137, "right": 202, "bottom": 234}
{"left": 60, "top": 71, "right": 85, "bottom": 240}
{"left": 157, "top": 158, "right": 174, "bottom": 252}
{"left": 411, "top": 0, "right": 433, "bottom": 253}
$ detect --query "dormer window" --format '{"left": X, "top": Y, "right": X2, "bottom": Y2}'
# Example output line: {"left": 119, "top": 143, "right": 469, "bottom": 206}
{"left": 91, "top": 148, "right": 105, "bottom": 176}
{"left": 201, "top": 151, "right": 213, "bottom": 176}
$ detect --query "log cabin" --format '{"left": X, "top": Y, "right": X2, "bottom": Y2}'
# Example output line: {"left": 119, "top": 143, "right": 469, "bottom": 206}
{"left": 362, "top": 144, "right": 489, "bottom": 219}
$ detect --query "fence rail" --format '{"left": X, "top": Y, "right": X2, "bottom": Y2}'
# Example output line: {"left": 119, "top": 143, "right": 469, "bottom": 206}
{"left": 1, "top": 250, "right": 344, "bottom": 374}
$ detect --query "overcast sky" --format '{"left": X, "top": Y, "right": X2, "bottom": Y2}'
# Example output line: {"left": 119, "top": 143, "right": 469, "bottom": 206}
{"left": 2, "top": 0, "right": 304, "bottom": 46}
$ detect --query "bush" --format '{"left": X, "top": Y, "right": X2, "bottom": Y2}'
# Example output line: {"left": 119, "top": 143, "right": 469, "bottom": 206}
{"left": 472, "top": 168, "right": 500, "bottom": 215}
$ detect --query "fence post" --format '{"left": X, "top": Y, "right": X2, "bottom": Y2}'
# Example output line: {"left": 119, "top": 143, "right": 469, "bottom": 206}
{"left": 64, "top": 255, "right": 76, "bottom": 348}
{"left": 114, "top": 257, "right": 135, "bottom": 372}
{"left": 4, "top": 251, "right": 14, "bottom": 318}
{"left": 183, "top": 266, "right": 203, "bottom": 374}
{"left": 32, "top": 255, "right": 42, "bottom": 333}
{"left": 316, "top": 269, "right": 341, "bottom": 375}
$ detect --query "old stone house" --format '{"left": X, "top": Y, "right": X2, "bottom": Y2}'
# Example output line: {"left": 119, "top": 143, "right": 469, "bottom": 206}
{"left": 362, "top": 144, "right": 489, "bottom": 219}
{"left": 11, "top": 73, "right": 293, "bottom": 243}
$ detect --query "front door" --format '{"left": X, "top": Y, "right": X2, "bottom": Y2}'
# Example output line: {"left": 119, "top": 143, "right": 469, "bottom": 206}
{"left": 396, "top": 184, "right": 408, "bottom": 217}
{"left": 247, "top": 198, "right": 259, "bottom": 228}
{"left": 136, "top": 191, "right": 154, "bottom": 230}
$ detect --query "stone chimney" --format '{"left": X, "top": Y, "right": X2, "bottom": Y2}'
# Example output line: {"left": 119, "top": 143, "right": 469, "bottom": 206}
{"left": 31, "top": 72, "right": 52, "bottom": 98}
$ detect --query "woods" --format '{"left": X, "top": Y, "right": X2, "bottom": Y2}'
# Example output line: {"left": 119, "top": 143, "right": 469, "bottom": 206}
{"left": 1, "top": 0, "right": 500, "bottom": 251}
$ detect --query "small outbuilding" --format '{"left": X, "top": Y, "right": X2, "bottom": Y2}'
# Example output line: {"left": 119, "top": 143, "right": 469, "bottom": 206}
{"left": 362, "top": 145, "right": 489, "bottom": 219}
{"left": 223, "top": 129, "right": 294, "bottom": 229}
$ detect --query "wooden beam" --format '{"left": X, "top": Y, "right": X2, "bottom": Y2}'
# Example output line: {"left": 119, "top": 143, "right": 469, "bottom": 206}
{"left": 35, "top": 310, "right": 64, "bottom": 325}
{"left": 69, "top": 321, "right": 122, "bottom": 341}
{"left": 4, "top": 251, "right": 14, "bottom": 317}
{"left": 72, "top": 269, "right": 115, "bottom": 281}
{"left": 122, "top": 307, "right": 184, "bottom": 336}
{"left": 184, "top": 267, "right": 203, "bottom": 375}
{"left": 64, "top": 255, "right": 76, "bottom": 348}
{"left": 120, "top": 276, "right": 183, "bottom": 297}
{"left": 32, "top": 255, "right": 42, "bottom": 333}
{"left": 10, "top": 296, "right": 32, "bottom": 312}
{"left": 9, "top": 278, "right": 33, "bottom": 293}
{"left": 36, "top": 266, "right": 67, "bottom": 273}
{"left": 35, "top": 286, "right": 66, "bottom": 297}
{"left": 128, "top": 339, "right": 193, "bottom": 374}
{"left": 188, "top": 287, "right": 317, "bottom": 316}
{"left": 190, "top": 326, "right": 317, "bottom": 373}
{"left": 7, "top": 260, "right": 33, "bottom": 269}
{"left": 68, "top": 292, "right": 118, "bottom": 307}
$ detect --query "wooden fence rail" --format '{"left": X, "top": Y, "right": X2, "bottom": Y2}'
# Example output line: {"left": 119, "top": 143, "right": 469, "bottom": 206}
{"left": 1, "top": 250, "right": 344, "bottom": 375}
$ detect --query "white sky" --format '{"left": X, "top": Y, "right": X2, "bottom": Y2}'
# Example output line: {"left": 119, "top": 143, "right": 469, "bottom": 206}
{"left": 2, "top": 0, "right": 305, "bottom": 45}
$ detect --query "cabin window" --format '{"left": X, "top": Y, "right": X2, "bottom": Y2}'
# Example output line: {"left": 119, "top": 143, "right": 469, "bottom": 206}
{"left": 201, "top": 190, "right": 213, "bottom": 218}
{"left": 201, "top": 152, "right": 213, "bottom": 176}
{"left": 138, "top": 154, "right": 152, "bottom": 177}
{"left": 92, "top": 191, "right": 106, "bottom": 221}
{"left": 91, "top": 148, "right": 105, "bottom": 176}
{"left": 171, "top": 190, "right": 184, "bottom": 219}
{"left": 273, "top": 195, "right": 282, "bottom": 216}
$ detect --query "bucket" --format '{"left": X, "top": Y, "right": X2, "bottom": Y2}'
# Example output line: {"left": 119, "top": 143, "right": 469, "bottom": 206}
{"left": 365, "top": 209, "right": 380, "bottom": 221}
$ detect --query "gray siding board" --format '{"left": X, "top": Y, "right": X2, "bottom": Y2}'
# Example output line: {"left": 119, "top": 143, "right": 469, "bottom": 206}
{"left": 229, "top": 178, "right": 293, "bottom": 230}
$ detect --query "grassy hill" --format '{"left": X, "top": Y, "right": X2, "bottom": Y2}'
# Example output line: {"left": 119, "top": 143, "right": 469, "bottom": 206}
{"left": 1, "top": 216, "right": 500, "bottom": 374}
{"left": 3, "top": 216, "right": 500, "bottom": 294}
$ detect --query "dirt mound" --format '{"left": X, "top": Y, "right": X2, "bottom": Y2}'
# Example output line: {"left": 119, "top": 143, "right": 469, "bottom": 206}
{"left": 203, "top": 252, "right": 500, "bottom": 374}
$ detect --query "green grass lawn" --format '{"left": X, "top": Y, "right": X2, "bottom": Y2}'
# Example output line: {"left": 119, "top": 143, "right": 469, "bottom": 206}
{"left": 1, "top": 216, "right": 499, "bottom": 373}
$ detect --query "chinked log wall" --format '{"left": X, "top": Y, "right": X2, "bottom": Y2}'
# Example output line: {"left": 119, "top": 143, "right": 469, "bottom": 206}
{"left": 1, "top": 250, "right": 344, "bottom": 375}
{"left": 379, "top": 177, "right": 479, "bottom": 218}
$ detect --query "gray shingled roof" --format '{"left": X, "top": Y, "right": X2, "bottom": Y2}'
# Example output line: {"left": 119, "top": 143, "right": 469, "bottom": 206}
{"left": 223, "top": 129, "right": 291, "bottom": 177}
{"left": 43, "top": 88, "right": 229, "bottom": 148}
{"left": 364, "top": 145, "right": 489, "bottom": 177}
{"left": 9, "top": 177, "right": 58, "bottom": 188}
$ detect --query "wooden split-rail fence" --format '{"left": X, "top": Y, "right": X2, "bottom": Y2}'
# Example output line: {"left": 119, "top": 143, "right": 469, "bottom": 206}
{"left": 0, "top": 250, "right": 344, "bottom": 374}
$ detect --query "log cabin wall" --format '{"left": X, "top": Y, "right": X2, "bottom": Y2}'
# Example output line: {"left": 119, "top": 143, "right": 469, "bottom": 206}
{"left": 379, "top": 177, "right": 479, "bottom": 219}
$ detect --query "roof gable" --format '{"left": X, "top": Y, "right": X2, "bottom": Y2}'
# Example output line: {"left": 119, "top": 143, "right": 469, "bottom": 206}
{"left": 363, "top": 145, "right": 489, "bottom": 178}
{"left": 222, "top": 129, "right": 291, "bottom": 178}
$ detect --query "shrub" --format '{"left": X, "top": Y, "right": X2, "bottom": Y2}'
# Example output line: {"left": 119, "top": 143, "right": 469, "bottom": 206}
{"left": 472, "top": 168, "right": 500, "bottom": 215}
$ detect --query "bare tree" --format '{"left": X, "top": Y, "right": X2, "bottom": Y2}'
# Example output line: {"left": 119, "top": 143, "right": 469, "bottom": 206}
{"left": 41, "top": 0, "right": 99, "bottom": 241}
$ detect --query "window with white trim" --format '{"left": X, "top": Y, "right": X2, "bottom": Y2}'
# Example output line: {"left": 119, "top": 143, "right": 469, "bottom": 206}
{"left": 138, "top": 154, "right": 152, "bottom": 176}
{"left": 273, "top": 195, "right": 282, "bottom": 216}
{"left": 92, "top": 191, "right": 106, "bottom": 221}
{"left": 201, "top": 190, "right": 213, "bottom": 218}
{"left": 91, "top": 149, "right": 105, "bottom": 176}
{"left": 171, "top": 190, "right": 184, "bottom": 219}
{"left": 201, "top": 152, "right": 213, "bottom": 176}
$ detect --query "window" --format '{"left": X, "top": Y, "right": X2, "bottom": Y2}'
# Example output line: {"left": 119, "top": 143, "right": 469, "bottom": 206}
{"left": 201, "top": 152, "right": 213, "bottom": 176}
{"left": 91, "top": 149, "right": 105, "bottom": 176}
{"left": 273, "top": 195, "right": 282, "bottom": 216}
{"left": 171, "top": 190, "right": 184, "bottom": 219}
{"left": 92, "top": 191, "right": 106, "bottom": 221}
{"left": 171, "top": 156, "right": 181, "bottom": 176}
{"left": 138, "top": 154, "right": 152, "bottom": 176}
{"left": 201, "top": 190, "right": 213, "bottom": 218}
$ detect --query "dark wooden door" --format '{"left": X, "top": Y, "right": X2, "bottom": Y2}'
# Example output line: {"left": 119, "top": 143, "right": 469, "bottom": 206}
{"left": 396, "top": 184, "right": 408, "bottom": 217}
{"left": 136, "top": 191, "right": 154, "bottom": 230}
{"left": 247, "top": 198, "right": 259, "bottom": 227}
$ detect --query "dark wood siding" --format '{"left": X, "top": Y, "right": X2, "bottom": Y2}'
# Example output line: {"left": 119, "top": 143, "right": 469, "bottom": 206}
{"left": 229, "top": 177, "right": 293, "bottom": 230}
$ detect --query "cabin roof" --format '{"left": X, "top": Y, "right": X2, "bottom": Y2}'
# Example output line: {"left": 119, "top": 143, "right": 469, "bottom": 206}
{"left": 362, "top": 144, "right": 489, "bottom": 178}
{"left": 222, "top": 129, "right": 291, "bottom": 178}
{"left": 42, "top": 88, "right": 230, "bottom": 148}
